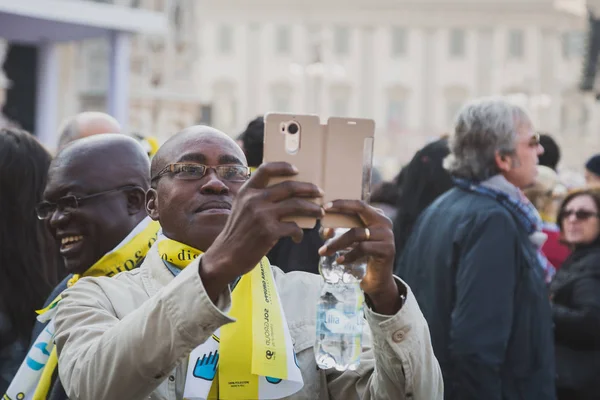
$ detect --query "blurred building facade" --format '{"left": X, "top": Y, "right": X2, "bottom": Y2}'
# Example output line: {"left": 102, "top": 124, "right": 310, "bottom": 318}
{"left": 1, "top": 0, "right": 598, "bottom": 174}
{"left": 0, "top": 0, "right": 167, "bottom": 148}
{"left": 194, "top": 0, "right": 598, "bottom": 176}
{"left": 54, "top": 0, "right": 201, "bottom": 144}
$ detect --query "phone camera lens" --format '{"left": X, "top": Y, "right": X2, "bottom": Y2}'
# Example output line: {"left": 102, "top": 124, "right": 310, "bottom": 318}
{"left": 287, "top": 122, "right": 299, "bottom": 134}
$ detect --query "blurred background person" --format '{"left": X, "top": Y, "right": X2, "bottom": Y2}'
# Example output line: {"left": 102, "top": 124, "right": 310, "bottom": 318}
{"left": 0, "top": 128, "right": 61, "bottom": 393}
{"left": 56, "top": 112, "right": 121, "bottom": 151}
{"left": 392, "top": 137, "right": 453, "bottom": 260}
{"left": 396, "top": 98, "right": 555, "bottom": 399}
{"left": 524, "top": 165, "right": 570, "bottom": 270}
{"left": 551, "top": 187, "right": 600, "bottom": 400}
{"left": 584, "top": 154, "right": 600, "bottom": 187}
{"left": 369, "top": 180, "right": 400, "bottom": 221}
{"left": 539, "top": 133, "right": 561, "bottom": 172}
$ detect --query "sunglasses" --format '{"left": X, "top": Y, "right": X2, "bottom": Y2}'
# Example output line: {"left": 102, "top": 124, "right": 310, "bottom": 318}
{"left": 559, "top": 209, "right": 599, "bottom": 221}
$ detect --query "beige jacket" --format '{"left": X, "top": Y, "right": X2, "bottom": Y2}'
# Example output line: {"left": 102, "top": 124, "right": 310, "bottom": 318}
{"left": 54, "top": 247, "right": 443, "bottom": 400}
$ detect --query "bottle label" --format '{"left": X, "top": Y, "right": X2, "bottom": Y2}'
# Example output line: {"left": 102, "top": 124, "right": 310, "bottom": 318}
{"left": 324, "top": 309, "right": 363, "bottom": 334}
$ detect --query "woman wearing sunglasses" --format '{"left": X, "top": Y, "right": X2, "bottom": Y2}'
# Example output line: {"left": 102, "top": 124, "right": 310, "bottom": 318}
{"left": 550, "top": 187, "right": 600, "bottom": 399}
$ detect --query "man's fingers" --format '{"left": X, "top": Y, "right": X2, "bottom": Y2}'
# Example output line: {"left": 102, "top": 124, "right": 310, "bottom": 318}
{"left": 265, "top": 180, "right": 324, "bottom": 203}
{"left": 324, "top": 200, "right": 391, "bottom": 227}
{"left": 319, "top": 226, "right": 384, "bottom": 256}
{"left": 341, "top": 242, "right": 392, "bottom": 265}
{"left": 279, "top": 222, "right": 305, "bottom": 243}
{"left": 246, "top": 162, "right": 298, "bottom": 189}
{"left": 273, "top": 198, "right": 325, "bottom": 220}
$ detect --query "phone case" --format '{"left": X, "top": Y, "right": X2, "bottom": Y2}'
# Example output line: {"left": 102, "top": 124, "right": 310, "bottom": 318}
{"left": 321, "top": 117, "right": 375, "bottom": 228}
{"left": 263, "top": 113, "right": 324, "bottom": 229}
{"left": 263, "top": 113, "right": 375, "bottom": 230}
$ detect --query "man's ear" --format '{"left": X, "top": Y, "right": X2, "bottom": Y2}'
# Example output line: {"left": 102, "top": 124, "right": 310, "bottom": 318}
{"left": 126, "top": 188, "right": 147, "bottom": 215}
{"left": 494, "top": 150, "right": 512, "bottom": 173}
{"left": 145, "top": 188, "right": 160, "bottom": 221}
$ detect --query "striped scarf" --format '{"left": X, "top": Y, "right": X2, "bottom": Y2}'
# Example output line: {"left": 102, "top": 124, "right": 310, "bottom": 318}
{"left": 453, "top": 176, "right": 556, "bottom": 283}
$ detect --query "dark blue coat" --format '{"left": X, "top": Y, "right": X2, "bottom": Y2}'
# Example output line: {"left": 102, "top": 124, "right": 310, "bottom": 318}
{"left": 395, "top": 187, "right": 556, "bottom": 400}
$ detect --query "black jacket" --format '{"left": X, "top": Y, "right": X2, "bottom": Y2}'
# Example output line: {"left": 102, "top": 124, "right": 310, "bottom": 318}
{"left": 395, "top": 187, "right": 556, "bottom": 400}
{"left": 267, "top": 224, "right": 324, "bottom": 274}
{"left": 550, "top": 243, "right": 600, "bottom": 398}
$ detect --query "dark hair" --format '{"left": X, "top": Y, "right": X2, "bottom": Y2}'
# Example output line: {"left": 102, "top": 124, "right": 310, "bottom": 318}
{"left": 557, "top": 188, "right": 600, "bottom": 238}
{"left": 240, "top": 116, "right": 264, "bottom": 168}
{"left": 393, "top": 138, "right": 454, "bottom": 257}
{"left": 0, "top": 128, "right": 59, "bottom": 341}
{"left": 370, "top": 181, "right": 399, "bottom": 206}
{"left": 538, "top": 133, "right": 561, "bottom": 171}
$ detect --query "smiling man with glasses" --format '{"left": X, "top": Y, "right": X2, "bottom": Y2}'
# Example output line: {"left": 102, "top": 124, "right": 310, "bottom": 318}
{"left": 5, "top": 134, "right": 160, "bottom": 400}
{"left": 41, "top": 135, "right": 151, "bottom": 275}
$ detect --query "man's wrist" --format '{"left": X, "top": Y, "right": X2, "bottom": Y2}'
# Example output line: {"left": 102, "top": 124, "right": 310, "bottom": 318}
{"left": 199, "top": 251, "right": 235, "bottom": 304}
{"left": 365, "top": 278, "right": 405, "bottom": 316}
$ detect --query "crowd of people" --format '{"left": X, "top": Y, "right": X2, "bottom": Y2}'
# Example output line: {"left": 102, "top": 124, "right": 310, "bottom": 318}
{"left": 0, "top": 97, "right": 599, "bottom": 400}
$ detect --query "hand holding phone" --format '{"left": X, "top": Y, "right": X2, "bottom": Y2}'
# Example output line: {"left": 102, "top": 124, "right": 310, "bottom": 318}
{"left": 263, "top": 113, "right": 375, "bottom": 229}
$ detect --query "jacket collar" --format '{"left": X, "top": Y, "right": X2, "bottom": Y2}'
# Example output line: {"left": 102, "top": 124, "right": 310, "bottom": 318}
{"left": 139, "top": 246, "right": 180, "bottom": 297}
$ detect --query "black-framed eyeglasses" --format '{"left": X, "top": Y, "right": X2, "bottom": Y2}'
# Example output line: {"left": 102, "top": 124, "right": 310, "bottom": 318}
{"left": 559, "top": 209, "right": 599, "bottom": 221}
{"left": 36, "top": 185, "right": 142, "bottom": 220}
{"left": 151, "top": 163, "right": 251, "bottom": 185}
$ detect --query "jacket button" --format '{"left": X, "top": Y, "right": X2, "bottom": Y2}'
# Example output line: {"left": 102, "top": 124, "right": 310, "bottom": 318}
{"left": 169, "top": 375, "right": 175, "bottom": 382}
{"left": 392, "top": 330, "right": 405, "bottom": 343}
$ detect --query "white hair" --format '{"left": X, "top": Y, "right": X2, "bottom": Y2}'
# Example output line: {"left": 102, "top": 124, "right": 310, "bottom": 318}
{"left": 444, "top": 97, "right": 531, "bottom": 181}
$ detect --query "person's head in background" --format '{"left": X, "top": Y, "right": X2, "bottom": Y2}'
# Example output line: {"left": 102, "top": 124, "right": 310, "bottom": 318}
{"left": 445, "top": 97, "right": 544, "bottom": 189}
{"left": 393, "top": 138, "right": 454, "bottom": 257}
{"left": 370, "top": 180, "right": 400, "bottom": 221}
{"left": 585, "top": 154, "right": 600, "bottom": 187}
{"left": 57, "top": 112, "right": 121, "bottom": 151}
{"left": 239, "top": 116, "right": 264, "bottom": 169}
{"left": 0, "top": 128, "right": 60, "bottom": 341}
{"left": 538, "top": 133, "right": 561, "bottom": 171}
{"left": 558, "top": 187, "right": 600, "bottom": 248}
{"left": 524, "top": 165, "right": 567, "bottom": 224}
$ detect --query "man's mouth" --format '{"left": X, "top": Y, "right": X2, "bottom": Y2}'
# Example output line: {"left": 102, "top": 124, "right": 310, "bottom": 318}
{"left": 195, "top": 201, "right": 232, "bottom": 214}
{"left": 59, "top": 235, "right": 84, "bottom": 254}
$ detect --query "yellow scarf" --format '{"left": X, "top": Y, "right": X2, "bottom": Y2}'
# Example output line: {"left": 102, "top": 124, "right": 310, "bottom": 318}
{"left": 3, "top": 217, "right": 160, "bottom": 400}
{"left": 156, "top": 236, "right": 303, "bottom": 400}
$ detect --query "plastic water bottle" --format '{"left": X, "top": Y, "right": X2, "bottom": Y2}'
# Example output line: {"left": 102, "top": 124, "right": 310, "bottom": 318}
{"left": 315, "top": 228, "right": 366, "bottom": 371}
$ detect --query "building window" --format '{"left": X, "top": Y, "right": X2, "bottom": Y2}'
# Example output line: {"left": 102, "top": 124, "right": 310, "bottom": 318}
{"left": 82, "top": 39, "right": 109, "bottom": 92}
{"left": 331, "top": 97, "right": 349, "bottom": 117}
{"left": 333, "top": 26, "right": 350, "bottom": 55}
{"left": 275, "top": 25, "right": 291, "bottom": 55}
{"left": 271, "top": 87, "right": 292, "bottom": 112}
{"left": 391, "top": 27, "right": 407, "bottom": 57}
{"left": 446, "top": 99, "right": 464, "bottom": 127}
{"left": 386, "top": 99, "right": 407, "bottom": 131}
{"left": 562, "top": 31, "right": 584, "bottom": 59}
{"left": 561, "top": 101, "right": 588, "bottom": 134}
{"left": 213, "top": 82, "right": 236, "bottom": 130}
{"left": 330, "top": 85, "right": 351, "bottom": 116}
{"left": 449, "top": 29, "right": 466, "bottom": 58}
{"left": 217, "top": 25, "right": 233, "bottom": 54}
{"left": 508, "top": 29, "right": 524, "bottom": 59}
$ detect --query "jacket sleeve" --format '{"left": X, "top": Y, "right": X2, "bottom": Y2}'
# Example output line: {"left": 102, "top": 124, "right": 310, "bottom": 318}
{"left": 54, "top": 257, "right": 234, "bottom": 400}
{"left": 447, "top": 211, "right": 517, "bottom": 400}
{"left": 325, "top": 277, "right": 444, "bottom": 399}
{"left": 553, "top": 274, "right": 600, "bottom": 348}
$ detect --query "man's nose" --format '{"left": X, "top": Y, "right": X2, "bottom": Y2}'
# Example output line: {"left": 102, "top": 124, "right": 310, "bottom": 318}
{"left": 199, "top": 170, "right": 229, "bottom": 195}
{"left": 537, "top": 143, "right": 545, "bottom": 156}
{"left": 48, "top": 208, "right": 69, "bottom": 231}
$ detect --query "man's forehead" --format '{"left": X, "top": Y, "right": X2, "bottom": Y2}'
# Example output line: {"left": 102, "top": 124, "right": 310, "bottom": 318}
{"left": 165, "top": 134, "right": 246, "bottom": 164}
{"left": 46, "top": 155, "right": 122, "bottom": 195}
